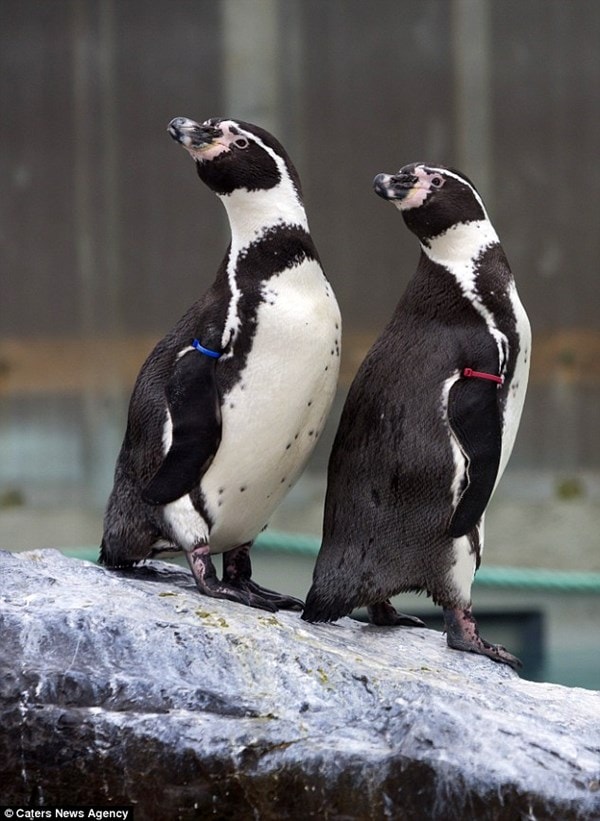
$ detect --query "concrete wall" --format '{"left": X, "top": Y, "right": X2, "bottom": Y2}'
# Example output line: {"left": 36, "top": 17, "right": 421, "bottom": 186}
{"left": 1, "top": 0, "right": 599, "bottom": 497}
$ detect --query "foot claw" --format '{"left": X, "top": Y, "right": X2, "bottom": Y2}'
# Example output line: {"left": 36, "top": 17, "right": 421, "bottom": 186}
{"left": 478, "top": 640, "right": 523, "bottom": 670}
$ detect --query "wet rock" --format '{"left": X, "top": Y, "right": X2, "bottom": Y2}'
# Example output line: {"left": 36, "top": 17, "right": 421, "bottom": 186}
{"left": 1, "top": 549, "right": 599, "bottom": 820}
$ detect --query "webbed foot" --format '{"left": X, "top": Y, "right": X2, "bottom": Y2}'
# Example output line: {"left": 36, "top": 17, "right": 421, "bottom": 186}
{"left": 228, "top": 577, "right": 304, "bottom": 611}
{"left": 368, "top": 600, "right": 426, "bottom": 627}
{"left": 223, "top": 544, "right": 303, "bottom": 611}
{"left": 186, "top": 544, "right": 278, "bottom": 612}
{"left": 443, "top": 606, "right": 522, "bottom": 670}
{"left": 185, "top": 542, "right": 303, "bottom": 612}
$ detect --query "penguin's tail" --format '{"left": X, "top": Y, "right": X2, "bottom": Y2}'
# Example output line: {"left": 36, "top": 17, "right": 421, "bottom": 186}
{"left": 98, "top": 538, "right": 138, "bottom": 569}
{"left": 302, "top": 579, "right": 356, "bottom": 623}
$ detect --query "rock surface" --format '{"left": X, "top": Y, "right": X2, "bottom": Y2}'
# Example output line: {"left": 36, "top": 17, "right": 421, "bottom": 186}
{"left": 1, "top": 549, "right": 599, "bottom": 820}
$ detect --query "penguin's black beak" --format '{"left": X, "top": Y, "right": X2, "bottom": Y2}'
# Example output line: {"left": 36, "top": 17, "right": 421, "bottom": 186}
{"left": 373, "top": 172, "right": 418, "bottom": 201}
{"left": 168, "top": 117, "right": 221, "bottom": 149}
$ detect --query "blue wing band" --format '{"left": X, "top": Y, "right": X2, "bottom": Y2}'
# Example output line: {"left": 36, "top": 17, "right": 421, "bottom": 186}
{"left": 192, "top": 339, "right": 222, "bottom": 359}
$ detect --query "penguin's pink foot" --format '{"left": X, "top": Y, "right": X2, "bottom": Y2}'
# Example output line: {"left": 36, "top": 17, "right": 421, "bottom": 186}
{"left": 443, "top": 606, "right": 522, "bottom": 670}
{"left": 186, "top": 544, "right": 276, "bottom": 612}
{"left": 368, "top": 600, "right": 426, "bottom": 627}
{"left": 223, "top": 544, "right": 304, "bottom": 612}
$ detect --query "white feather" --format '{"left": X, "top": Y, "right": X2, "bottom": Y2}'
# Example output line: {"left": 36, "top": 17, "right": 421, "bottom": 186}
{"left": 161, "top": 257, "right": 340, "bottom": 553}
{"left": 218, "top": 123, "right": 309, "bottom": 354}
{"left": 450, "top": 534, "right": 477, "bottom": 604}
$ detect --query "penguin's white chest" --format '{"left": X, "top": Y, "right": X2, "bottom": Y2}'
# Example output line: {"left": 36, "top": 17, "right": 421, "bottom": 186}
{"left": 165, "top": 259, "right": 341, "bottom": 552}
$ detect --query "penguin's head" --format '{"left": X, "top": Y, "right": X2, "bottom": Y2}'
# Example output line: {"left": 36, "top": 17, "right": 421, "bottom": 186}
{"left": 168, "top": 117, "right": 302, "bottom": 198}
{"left": 373, "top": 163, "right": 487, "bottom": 242}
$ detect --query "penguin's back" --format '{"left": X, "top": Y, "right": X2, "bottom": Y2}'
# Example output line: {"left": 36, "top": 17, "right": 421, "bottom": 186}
{"left": 305, "top": 256, "right": 510, "bottom": 618}
{"left": 307, "top": 319, "right": 464, "bottom": 616}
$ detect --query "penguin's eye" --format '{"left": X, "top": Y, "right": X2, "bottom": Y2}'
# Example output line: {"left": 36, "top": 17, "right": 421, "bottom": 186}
{"left": 233, "top": 137, "right": 250, "bottom": 150}
{"left": 431, "top": 176, "right": 444, "bottom": 188}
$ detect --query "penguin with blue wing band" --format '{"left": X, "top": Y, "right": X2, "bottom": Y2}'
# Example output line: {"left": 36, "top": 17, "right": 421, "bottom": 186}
{"left": 100, "top": 117, "right": 341, "bottom": 612}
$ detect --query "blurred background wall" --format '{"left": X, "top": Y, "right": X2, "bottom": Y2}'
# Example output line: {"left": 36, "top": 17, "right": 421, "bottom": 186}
{"left": 1, "top": 0, "right": 598, "bottom": 684}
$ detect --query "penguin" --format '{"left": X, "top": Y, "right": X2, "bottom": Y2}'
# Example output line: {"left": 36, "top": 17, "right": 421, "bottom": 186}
{"left": 303, "top": 163, "right": 530, "bottom": 669}
{"left": 100, "top": 117, "right": 341, "bottom": 612}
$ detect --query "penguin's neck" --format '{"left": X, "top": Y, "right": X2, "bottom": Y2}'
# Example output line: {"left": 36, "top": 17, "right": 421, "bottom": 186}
{"left": 421, "top": 218, "right": 499, "bottom": 270}
{"left": 217, "top": 177, "right": 314, "bottom": 353}
{"left": 220, "top": 177, "right": 309, "bottom": 253}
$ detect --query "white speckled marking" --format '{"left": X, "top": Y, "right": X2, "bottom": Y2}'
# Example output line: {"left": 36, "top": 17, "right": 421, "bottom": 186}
{"left": 162, "top": 257, "right": 341, "bottom": 553}
{"left": 205, "top": 258, "right": 340, "bottom": 553}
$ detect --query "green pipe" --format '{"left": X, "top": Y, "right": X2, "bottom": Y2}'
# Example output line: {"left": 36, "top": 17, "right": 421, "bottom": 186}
{"left": 255, "top": 531, "right": 600, "bottom": 593}
{"left": 58, "top": 530, "right": 600, "bottom": 594}
{"left": 474, "top": 566, "right": 600, "bottom": 593}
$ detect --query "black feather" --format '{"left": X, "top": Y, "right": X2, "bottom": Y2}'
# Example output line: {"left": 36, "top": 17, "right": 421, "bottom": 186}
{"left": 447, "top": 377, "right": 502, "bottom": 536}
{"left": 142, "top": 348, "right": 222, "bottom": 505}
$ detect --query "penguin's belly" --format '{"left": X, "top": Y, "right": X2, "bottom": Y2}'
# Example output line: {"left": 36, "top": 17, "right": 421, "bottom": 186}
{"left": 166, "top": 263, "right": 341, "bottom": 552}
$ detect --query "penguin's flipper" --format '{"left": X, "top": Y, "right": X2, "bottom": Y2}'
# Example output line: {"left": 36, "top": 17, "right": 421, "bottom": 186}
{"left": 447, "top": 377, "right": 502, "bottom": 537}
{"left": 142, "top": 348, "right": 222, "bottom": 505}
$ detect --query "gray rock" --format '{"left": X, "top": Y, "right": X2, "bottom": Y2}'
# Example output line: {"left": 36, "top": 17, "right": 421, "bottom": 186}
{"left": 1, "top": 549, "right": 599, "bottom": 820}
